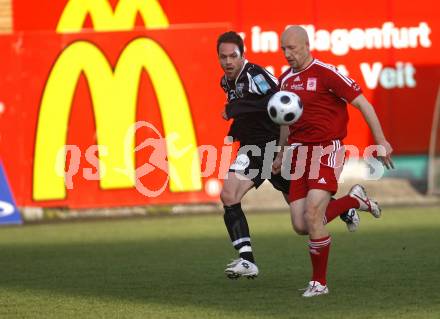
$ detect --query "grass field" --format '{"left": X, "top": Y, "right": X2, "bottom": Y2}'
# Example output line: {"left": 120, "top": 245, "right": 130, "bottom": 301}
{"left": 0, "top": 206, "right": 439, "bottom": 319}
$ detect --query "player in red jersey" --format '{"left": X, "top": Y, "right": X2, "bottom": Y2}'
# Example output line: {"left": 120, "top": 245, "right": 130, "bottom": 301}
{"left": 272, "top": 26, "right": 394, "bottom": 297}
{"left": 217, "top": 31, "right": 359, "bottom": 281}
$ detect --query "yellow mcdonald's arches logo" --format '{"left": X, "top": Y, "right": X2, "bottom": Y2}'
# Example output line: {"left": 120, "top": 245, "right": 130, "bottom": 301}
{"left": 57, "top": 0, "right": 169, "bottom": 32}
{"left": 33, "top": 38, "right": 202, "bottom": 201}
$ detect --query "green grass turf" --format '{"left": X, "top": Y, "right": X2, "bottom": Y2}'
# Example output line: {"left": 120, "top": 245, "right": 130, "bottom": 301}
{"left": 0, "top": 206, "right": 439, "bottom": 319}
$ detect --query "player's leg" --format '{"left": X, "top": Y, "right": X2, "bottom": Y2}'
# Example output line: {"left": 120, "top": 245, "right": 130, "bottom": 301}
{"left": 301, "top": 143, "right": 343, "bottom": 297}
{"left": 325, "top": 195, "right": 360, "bottom": 227}
{"left": 302, "top": 189, "right": 332, "bottom": 297}
{"left": 283, "top": 169, "right": 309, "bottom": 235}
{"left": 289, "top": 189, "right": 331, "bottom": 296}
{"left": 272, "top": 141, "right": 310, "bottom": 235}
{"left": 221, "top": 171, "right": 255, "bottom": 259}
{"left": 221, "top": 144, "right": 268, "bottom": 278}
{"left": 305, "top": 189, "right": 331, "bottom": 238}
{"left": 221, "top": 173, "right": 259, "bottom": 279}
{"left": 222, "top": 144, "right": 276, "bottom": 278}
{"left": 289, "top": 199, "right": 308, "bottom": 235}
{"left": 316, "top": 140, "right": 362, "bottom": 231}
{"left": 221, "top": 145, "right": 267, "bottom": 265}
{"left": 324, "top": 184, "right": 381, "bottom": 232}
{"left": 302, "top": 189, "right": 376, "bottom": 294}
{"left": 338, "top": 207, "right": 360, "bottom": 232}
{"left": 347, "top": 184, "right": 381, "bottom": 218}
{"left": 265, "top": 175, "right": 302, "bottom": 234}
{"left": 269, "top": 172, "right": 356, "bottom": 233}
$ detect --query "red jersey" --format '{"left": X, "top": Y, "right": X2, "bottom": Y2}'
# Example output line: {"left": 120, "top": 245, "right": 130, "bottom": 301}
{"left": 279, "top": 58, "right": 362, "bottom": 144}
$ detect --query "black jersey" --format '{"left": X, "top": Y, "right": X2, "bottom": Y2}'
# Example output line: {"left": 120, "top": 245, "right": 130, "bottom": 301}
{"left": 220, "top": 61, "right": 280, "bottom": 145}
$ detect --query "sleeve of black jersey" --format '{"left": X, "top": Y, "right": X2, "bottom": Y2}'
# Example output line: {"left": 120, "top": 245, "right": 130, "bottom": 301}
{"left": 225, "top": 91, "right": 274, "bottom": 119}
{"left": 225, "top": 65, "right": 278, "bottom": 119}
{"left": 249, "top": 64, "right": 278, "bottom": 94}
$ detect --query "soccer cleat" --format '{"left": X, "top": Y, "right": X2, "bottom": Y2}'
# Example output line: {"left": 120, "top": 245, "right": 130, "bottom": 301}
{"left": 349, "top": 184, "right": 381, "bottom": 218}
{"left": 340, "top": 208, "right": 360, "bottom": 232}
{"left": 302, "top": 281, "right": 329, "bottom": 297}
{"left": 224, "top": 258, "right": 259, "bottom": 279}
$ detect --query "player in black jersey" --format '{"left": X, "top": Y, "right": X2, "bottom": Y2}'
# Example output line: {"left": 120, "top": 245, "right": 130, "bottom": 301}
{"left": 216, "top": 31, "right": 358, "bottom": 280}
{"left": 217, "top": 31, "right": 290, "bottom": 279}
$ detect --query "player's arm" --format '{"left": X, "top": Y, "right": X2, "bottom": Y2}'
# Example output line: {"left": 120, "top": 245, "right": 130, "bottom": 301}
{"left": 272, "top": 125, "right": 289, "bottom": 174}
{"left": 247, "top": 68, "right": 279, "bottom": 109}
{"left": 351, "top": 94, "right": 394, "bottom": 169}
{"left": 272, "top": 70, "right": 293, "bottom": 174}
{"left": 323, "top": 65, "right": 394, "bottom": 169}
{"left": 278, "top": 125, "right": 290, "bottom": 149}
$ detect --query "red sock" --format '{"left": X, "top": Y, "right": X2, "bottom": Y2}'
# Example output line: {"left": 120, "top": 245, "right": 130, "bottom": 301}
{"left": 324, "top": 195, "right": 359, "bottom": 224}
{"left": 309, "top": 236, "right": 331, "bottom": 285}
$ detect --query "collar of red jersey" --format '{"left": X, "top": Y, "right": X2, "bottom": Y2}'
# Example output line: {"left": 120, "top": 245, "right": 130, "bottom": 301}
{"left": 290, "top": 58, "right": 316, "bottom": 75}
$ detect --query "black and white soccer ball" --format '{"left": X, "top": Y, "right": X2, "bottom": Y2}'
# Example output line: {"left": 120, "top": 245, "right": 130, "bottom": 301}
{"left": 267, "top": 91, "right": 303, "bottom": 125}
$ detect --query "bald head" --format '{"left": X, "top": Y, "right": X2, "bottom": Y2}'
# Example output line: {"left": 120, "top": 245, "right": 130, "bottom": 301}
{"left": 281, "top": 25, "right": 310, "bottom": 46}
{"left": 281, "top": 25, "right": 312, "bottom": 71}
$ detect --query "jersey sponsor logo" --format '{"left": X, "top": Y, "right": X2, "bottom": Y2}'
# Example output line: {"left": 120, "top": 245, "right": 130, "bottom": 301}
{"left": 307, "top": 77, "right": 317, "bottom": 91}
{"left": 253, "top": 74, "right": 271, "bottom": 94}
{"left": 230, "top": 154, "right": 250, "bottom": 171}
{"left": 290, "top": 83, "right": 304, "bottom": 91}
{"left": 236, "top": 82, "right": 245, "bottom": 97}
{"left": 228, "top": 90, "right": 238, "bottom": 100}
{"left": 294, "top": 76, "right": 301, "bottom": 82}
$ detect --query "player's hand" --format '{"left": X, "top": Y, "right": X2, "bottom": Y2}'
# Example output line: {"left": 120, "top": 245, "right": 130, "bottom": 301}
{"left": 377, "top": 140, "right": 394, "bottom": 169}
{"left": 221, "top": 111, "right": 229, "bottom": 120}
{"left": 272, "top": 152, "right": 283, "bottom": 174}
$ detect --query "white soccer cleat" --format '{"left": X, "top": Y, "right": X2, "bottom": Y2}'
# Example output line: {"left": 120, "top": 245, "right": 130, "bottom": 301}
{"left": 302, "top": 281, "right": 329, "bottom": 297}
{"left": 345, "top": 208, "right": 360, "bottom": 232}
{"left": 349, "top": 184, "right": 381, "bottom": 218}
{"left": 224, "top": 258, "right": 259, "bottom": 279}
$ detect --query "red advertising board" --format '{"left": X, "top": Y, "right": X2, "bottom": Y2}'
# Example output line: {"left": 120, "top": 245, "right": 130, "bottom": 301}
{"left": 11, "top": 0, "right": 440, "bottom": 151}
{"left": 0, "top": 0, "right": 439, "bottom": 207}
{"left": 0, "top": 26, "right": 231, "bottom": 207}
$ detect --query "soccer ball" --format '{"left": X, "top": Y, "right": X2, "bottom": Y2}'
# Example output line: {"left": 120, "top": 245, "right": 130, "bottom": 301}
{"left": 267, "top": 91, "right": 303, "bottom": 125}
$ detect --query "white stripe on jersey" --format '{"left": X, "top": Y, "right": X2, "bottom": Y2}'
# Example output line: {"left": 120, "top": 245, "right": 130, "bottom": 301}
{"left": 327, "top": 140, "right": 341, "bottom": 167}
{"left": 328, "top": 141, "right": 335, "bottom": 167}
{"left": 280, "top": 69, "right": 295, "bottom": 89}
{"left": 262, "top": 68, "right": 279, "bottom": 85}
{"left": 247, "top": 72, "right": 262, "bottom": 95}
{"left": 315, "top": 60, "right": 354, "bottom": 87}
{"left": 234, "top": 60, "right": 249, "bottom": 87}
{"left": 280, "top": 59, "right": 317, "bottom": 88}
{"left": 334, "top": 140, "right": 340, "bottom": 167}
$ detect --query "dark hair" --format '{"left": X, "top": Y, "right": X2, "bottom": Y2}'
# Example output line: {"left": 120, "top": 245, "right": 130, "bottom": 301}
{"left": 217, "top": 31, "right": 244, "bottom": 56}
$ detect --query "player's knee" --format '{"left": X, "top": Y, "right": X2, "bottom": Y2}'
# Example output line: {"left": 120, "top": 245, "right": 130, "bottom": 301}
{"left": 290, "top": 213, "right": 308, "bottom": 235}
{"left": 220, "top": 189, "right": 240, "bottom": 206}
{"left": 292, "top": 223, "right": 308, "bottom": 235}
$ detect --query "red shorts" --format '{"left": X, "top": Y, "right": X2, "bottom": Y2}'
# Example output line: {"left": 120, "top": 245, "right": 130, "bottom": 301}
{"left": 287, "top": 140, "right": 345, "bottom": 202}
